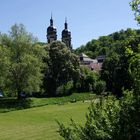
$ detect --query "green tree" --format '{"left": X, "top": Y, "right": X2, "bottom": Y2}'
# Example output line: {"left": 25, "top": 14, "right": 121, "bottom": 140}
{"left": 101, "top": 52, "right": 122, "bottom": 96}
{"left": 129, "top": 52, "right": 140, "bottom": 94}
{"left": 0, "top": 24, "right": 45, "bottom": 98}
{"left": 131, "top": 0, "right": 140, "bottom": 24}
{"left": 94, "top": 80, "right": 106, "bottom": 95}
{"left": 75, "top": 65, "right": 99, "bottom": 93}
{"left": 0, "top": 45, "right": 10, "bottom": 93}
{"left": 44, "top": 41, "right": 80, "bottom": 96}
{"left": 101, "top": 45, "right": 135, "bottom": 97}
{"left": 75, "top": 28, "right": 140, "bottom": 60}
{"left": 58, "top": 2, "right": 140, "bottom": 139}
{"left": 117, "top": 90, "right": 140, "bottom": 140}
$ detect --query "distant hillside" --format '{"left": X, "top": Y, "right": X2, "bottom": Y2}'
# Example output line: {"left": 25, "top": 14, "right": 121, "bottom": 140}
{"left": 75, "top": 28, "right": 140, "bottom": 58}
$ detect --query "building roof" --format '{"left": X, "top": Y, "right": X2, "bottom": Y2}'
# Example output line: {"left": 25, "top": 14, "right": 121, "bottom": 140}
{"left": 79, "top": 53, "right": 103, "bottom": 72}
{"left": 80, "top": 53, "right": 97, "bottom": 63}
{"left": 80, "top": 53, "right": 89, "bottom": 58}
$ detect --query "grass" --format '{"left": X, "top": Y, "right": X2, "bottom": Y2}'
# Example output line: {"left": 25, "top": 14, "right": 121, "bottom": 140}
{"left": 0, "top": 101, "right": 90, "bottom": 140}
{"left": 0, "top": 93, "right": 95, "bottom": 113}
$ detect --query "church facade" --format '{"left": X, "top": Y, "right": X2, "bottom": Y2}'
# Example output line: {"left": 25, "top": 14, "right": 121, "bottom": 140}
{"left": 46, "top": 16, "right": 72, "bottom": 49}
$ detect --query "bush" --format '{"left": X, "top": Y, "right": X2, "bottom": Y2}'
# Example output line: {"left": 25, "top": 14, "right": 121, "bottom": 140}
{"left": 117, "top": 90, "right": 140, "bottom": 139}
{"left": 58, "top": 90, "right": 140, "bottom": 140}
{"left": 75, "top": 66, "right": 99, "bottom": 93}
{"left": 56, "top": 81, "right": 73, "bottom": 96}
{"left": 94, "top": 80, "right": 106, "bottom": 95}
{"left": 58, "top": 96, "right": 120, "bottom": 140}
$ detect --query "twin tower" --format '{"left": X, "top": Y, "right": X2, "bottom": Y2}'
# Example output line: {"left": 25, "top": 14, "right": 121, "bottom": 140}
{"left": 46, "top": 16, "right": 72, "bottom": 49}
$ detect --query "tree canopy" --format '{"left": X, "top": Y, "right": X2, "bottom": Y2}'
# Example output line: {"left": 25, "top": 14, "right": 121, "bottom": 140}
{"left": 0, "top": 24, "right": 45, "bottom": 98}
{"left": 131, "top": 0, "right": 140, "bottom": 24}
{"left": 43, "top": 41, "right": 80, "bottom": 96}
{"left": 75, "top": 28, "right": 140, "bottom": 96}
{"left": 58, "top": 1, "right": 140, "bottom": 139}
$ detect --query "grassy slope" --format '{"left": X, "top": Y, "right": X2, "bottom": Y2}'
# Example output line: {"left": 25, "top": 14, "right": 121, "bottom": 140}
{"left": 0, "top": 93, "right": 95, "bottom": 113}
{"left": 0, "top": 101, "right": 90, "bottom": 140}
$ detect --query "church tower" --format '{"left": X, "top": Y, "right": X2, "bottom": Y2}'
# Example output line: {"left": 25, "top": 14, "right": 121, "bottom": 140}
{"left": 47, "top": 15, "right": 57, "bottom": 43}
{"left": 62, "top": 19, "right": 72, "bottom": 49}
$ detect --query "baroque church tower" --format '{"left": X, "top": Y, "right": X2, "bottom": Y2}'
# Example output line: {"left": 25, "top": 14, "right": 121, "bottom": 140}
{"left": 46, "top": 16, "right": 72, "bottom": 49}
{"left": 62, "top": 19, "right": 72, "bottom": 49}
{"left": 46, "top": 15, "right": 57, "bottom": 43}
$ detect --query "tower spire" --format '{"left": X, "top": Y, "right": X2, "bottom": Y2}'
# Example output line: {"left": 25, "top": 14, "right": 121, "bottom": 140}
{"left": 50, "top": 13, "right": 53, "bottom": 26}
{"left": 51, "top": 12, "right": 53, "bottom": 19}
{"left": 47, "top": 13, "right": 57, "bottom": 43}
{"left": 62, "top": 17, "right": 72, "bottom": 49}
{"left": 65, "top": 17, "right": 68, "bottom": 30}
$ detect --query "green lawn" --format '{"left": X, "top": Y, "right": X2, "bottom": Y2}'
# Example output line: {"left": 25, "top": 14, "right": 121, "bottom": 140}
{"left": 0, "top": 101, "right": 90, "bottom": 140}
{"left": 0, "top": 93, "right": 95, "bottom": 113}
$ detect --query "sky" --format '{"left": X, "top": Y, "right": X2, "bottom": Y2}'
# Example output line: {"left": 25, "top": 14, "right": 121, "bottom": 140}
{"left": 0, "top": 0, "right": 139, "bottom": 49}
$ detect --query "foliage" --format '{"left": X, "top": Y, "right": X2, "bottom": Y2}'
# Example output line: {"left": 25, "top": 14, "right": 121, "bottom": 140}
{"left": 58, "top": 47, "right": 140, "bottom": 140}
{"left": 131, "top": 0, "right": 140, "bottom": 24}
{"left": 75, "top": 65, "right": 99, "bottom": 93}
{"left": 58, "top": 35, "right": 140, "bottom": 139}
{"left": 58, "top": 96, "right": 120, "bottom": 140}
{"left": 0, "top": 45, "right": 10, "bottom": 93}
{"left": 0, "top": 24, "right": 45, "bottom": 98}
{"left": 75, "top": 28, "right": 140, "bottom": 97}
{"left": 101, "top": 48, "right": 134, "bottom": 96}
{"left": 75, "top": 29, "right": 140, "bottom": 58}
{"left": 56, "top": 81, "right": 73, "bottom": 96}
{"left": 128, "top": 51, "right": 140, "bottom": 94}
{"left": 58, "top": 91, "right": 140, "bottom": 140}
{"left": 43, "top": 41, "right": 80, "bottom": 96}
{"left": 75, "top": 66, "right": 106, "bottom": 95}
{"left": 94, "top": 80, "right": 106, "bottom": 95}
{"left": 117, "top": 90, "right": 140, "bottom": 140}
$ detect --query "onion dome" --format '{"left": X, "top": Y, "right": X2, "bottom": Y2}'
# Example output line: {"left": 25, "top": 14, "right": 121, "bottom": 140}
{"left": 47, "top": 14, "right": 57, "bottom": 43}
{"left": 47, "top": 16, "right": 57, "bottom": 33}
{"left": 62, "top": 19, "right": 71, "bottom": 37}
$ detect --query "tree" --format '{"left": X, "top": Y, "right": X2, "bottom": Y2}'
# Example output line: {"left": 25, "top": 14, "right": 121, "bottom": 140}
{"left": 101, "top": 52, "right": 123, "bottom": 96}
{"left": 131, "top": 54, "right": 140, "bottom": 94}
{"left": 131, "top": 0, "right": 140, "bottom": 24}
{"left": 43, "top": 41, "right": 80, "bottom": 96}
{"left": 101, "top": 43, "right": 136, "bottom": 97}
{"left": 58, "top": 1, "right": 140, "bottom": 139}
{"left": 75, "top": 65, "right": 100, "bottom": 93}
{"left": 0, "top": 45, "right": 10, "bottom": 93}
{"left": 58, "top": 47, "right": 140, "bottom": 140}
{"left": 117, "top": 90, "right": 140, "bottom": 140}
{"left": 0, "top": 24, "right": 45, "bottom": 98}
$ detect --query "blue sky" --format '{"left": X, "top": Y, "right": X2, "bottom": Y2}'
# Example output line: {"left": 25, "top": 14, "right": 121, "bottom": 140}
{"left": 0, "top": 0, "right": 139, "bottom": 48}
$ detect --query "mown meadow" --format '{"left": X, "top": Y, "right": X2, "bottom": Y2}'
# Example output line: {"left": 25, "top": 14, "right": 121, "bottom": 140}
{"left": 0, "top": 93, "right": 94, "bottom": 140}
{"left": 0, "top": 102, "right": 90, "bottom": 140}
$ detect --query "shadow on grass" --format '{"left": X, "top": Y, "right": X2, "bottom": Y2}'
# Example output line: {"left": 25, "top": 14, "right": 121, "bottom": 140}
{"left": 0, "top": 98, "right": 32, "bottom": 113}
